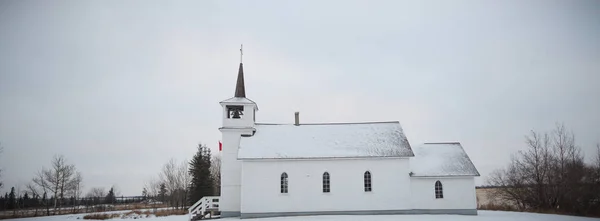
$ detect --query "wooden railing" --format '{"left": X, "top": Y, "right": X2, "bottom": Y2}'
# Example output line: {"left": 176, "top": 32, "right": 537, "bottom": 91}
{"left": 188, "top": 196, "right": 219, "bottom": 220}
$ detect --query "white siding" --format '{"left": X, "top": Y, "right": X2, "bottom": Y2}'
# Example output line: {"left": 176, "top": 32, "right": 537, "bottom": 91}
{"left": 410, "top": 177, "right": 477, "bottom": 210}
{"left": 240, "top": 158, "right": 411, "bottom": 213}
{"left": 219, "top": 132, "right": 244, "bottom": 213}
{"left": 221, "top": 102, "right": 256, "bottom": 128}
{"left": 219, "top": 98, "right": 256, "bottom": 214}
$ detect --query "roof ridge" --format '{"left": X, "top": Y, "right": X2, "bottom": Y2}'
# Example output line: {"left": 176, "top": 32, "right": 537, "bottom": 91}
{"left": 256, "top": 121, "right": 399, "bottom": 126}
{"left": 220, "top": 97, "right": 256, "bottom": 103}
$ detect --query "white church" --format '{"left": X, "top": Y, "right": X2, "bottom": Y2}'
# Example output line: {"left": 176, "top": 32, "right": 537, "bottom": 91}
{"left": 212, "top": 61, "right": 480, "bottom": 219}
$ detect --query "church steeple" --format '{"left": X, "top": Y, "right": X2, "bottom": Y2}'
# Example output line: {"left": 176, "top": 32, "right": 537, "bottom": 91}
{"left": 220, "top": 45, "right": 256, "bottom": 127}
{"left": 234, "top": 63, "right": 246, "bottom": 98}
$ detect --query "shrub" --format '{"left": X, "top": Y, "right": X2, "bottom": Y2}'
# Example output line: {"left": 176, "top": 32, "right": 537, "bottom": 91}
{"left": 478, "top": 203, "right": 517, "bottom": 211}
{"left": 154, "top": 209, "right": 187, "bottom": 217}
{"left": 82, "top": 213, "right": 120, "bottom": 220}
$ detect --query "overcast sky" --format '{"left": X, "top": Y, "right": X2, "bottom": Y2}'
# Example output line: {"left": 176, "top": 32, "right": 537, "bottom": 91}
{"left": 1, "top": 0, "right": 599, "bottom": 196}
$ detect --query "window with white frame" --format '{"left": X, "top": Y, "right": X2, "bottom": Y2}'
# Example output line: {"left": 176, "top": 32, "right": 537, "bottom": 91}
{"left": 281, "top": 172, "right": 288, "bottom": 193}
{"left": 364, "top": 171, "right": 372, "bottom": 192}
{"left": 435, "top": 180, "right": 443, "bottom": 199}
{"left": 322, "top": 172, "right": 330, "bottom": 193}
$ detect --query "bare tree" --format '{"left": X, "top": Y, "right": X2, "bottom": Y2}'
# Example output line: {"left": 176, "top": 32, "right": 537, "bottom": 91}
{"left": 31, "top": 170, "right": 52, "bottom": 215}
{"left": 487, "top": 130, "right": 552, "bottom": 210}
{"left": 87, "top": 187, "right": 105, "bottom": 203}
{"left": 26, "top": 182, "right": 43, "bottom": 216}
{"left": 68, "top": 172, "right": 83, "bottom": 213}
{"left": 159, "top": 158, "right": 179, "bottom": 208}
{"left": 487, "top": 157, "right": 527, "bottom": 210}
{"left": 521, "top": 130, "right": 552, "bottom": 208}
{"left": 144, "top": 177, "right": 161, "bottom": 199}
{"left": 71, "top": 172, "right": 83, "bottom": 198}
{"left": 58, "top": 164, "right": 75, "bottom": 208}
{"left": 487, "top": 123, "right": 599, "bottom": 216}
{"left": 210, "top": 155, "right": 221, "bottom": 195}
{"left": 144, "top": 176, "right": 162, "bottom": 211}
{"left": 30, "top": 155, "right": 80, "bottom": 212}
{"left": 154, "top": 158, "right": 193, "bottom": 210}
{"left": 178, "top": 160, "right": 191, "bottom": 209}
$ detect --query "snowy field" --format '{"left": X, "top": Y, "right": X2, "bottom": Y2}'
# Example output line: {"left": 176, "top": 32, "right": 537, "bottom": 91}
{"left": 3, "top": 211, "right": 600, "bottom": 221}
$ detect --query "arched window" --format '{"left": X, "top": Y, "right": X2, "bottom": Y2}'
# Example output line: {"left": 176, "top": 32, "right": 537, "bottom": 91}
{"left": 364, "top": 171, "right": 372, "bottom": 192}
{"left": 280, "top": 173, "right": 288, "bottom": 193}
{"left": 322, "top": 172, "right": 330, "bottom": 193}
{"left": 435, "top": 180, "right": 443, "bottom": 199}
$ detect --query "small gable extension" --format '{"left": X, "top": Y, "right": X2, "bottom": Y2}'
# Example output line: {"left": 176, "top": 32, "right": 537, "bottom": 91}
{"left": 409, "top": 142, "right": 480, "bottom": 177}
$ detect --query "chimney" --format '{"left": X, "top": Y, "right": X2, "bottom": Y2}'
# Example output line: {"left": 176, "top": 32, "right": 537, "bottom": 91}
{"left": 294, "top": 112, "right": 299, "bottom": 126}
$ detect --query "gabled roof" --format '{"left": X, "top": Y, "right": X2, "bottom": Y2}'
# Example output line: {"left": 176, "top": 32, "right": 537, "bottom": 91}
{"left": 219, "top": 97, "right": 256, "bottom": 104}
{"left": 410, "top": 142, "right": 480, "bottom": 177}
{"left": 237, "top": 122, "right": 414, "bottom": 160}
{"left": 219, "top": 97, "right": 258, "bottom": 110}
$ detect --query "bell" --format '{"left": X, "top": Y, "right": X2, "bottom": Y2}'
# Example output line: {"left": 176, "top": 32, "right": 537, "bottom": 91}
{"left": 231, "top": 109, "right": 243, "bottom": 119}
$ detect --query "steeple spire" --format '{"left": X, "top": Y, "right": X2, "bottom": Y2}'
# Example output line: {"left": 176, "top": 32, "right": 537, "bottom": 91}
{"left": 234, "top": 44, "right": 246, "bottom": 98}
{"left": 234, "top": 64, "right": 246, "bottom": 98}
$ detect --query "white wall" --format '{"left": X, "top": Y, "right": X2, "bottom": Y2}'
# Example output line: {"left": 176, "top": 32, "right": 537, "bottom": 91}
{"left": 410, "top": 177, "right": 477, "bottom": 210}
{"left": 219, "top": 100, "right": 256, "bottom": 214}
{"left": 220, "top": 132, "right": 243, "bottom": 213}
{"left": 240, "top": 158, "right": 412, "bottom": 214}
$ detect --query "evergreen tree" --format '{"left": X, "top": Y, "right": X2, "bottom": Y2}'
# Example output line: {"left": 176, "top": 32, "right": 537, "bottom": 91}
{"left": 7, "top": 187, "right": 15, "bottom": 210}
{"left": 17, "top": 194, "right": 23, "bottom": 209}
{"left": 159, "top": 183, "right": 167, "bottom": 203}
{"left": 2, "top": 193, "right": 7, "bottom": 210}
{"left": 41, "top": 192, "right": 46, "bottom": 205}
{"left": 23, "top": 192, "right": 29, "bottom": 208}
{"left": 105, "top": 187, "right": 116, "bottom": 204}
{"left": 188, "top": 143, "right": 214, "bottom": 204}
{"left": 42, "top": 192, "right": 50, "bottom": 216}
{"left": 142, "top": 187, "right": 148, "bottom": 200}
{"left": 32, "top": 193, "right": 40, "bottom": 208}
{"left": 0, "top": 193, "right": 5, "bottom": 210}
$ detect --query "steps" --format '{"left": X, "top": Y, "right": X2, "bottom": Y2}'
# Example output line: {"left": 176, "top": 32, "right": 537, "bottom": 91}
{"left": 188, "top": 196, "right": 220, "bottom": 220}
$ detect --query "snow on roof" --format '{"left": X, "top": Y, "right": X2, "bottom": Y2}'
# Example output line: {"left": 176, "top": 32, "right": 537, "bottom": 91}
{"left": 220, "top": 97, "right": 256, "bottom": 104}
{"left": 410, "top": 142, "right": 480, "bottom": 177}
{"left": 238, "top": 122, "right": 414, "bottom": 159}
{"left": 219, "top": 97, "right": 258, "bottom": 110}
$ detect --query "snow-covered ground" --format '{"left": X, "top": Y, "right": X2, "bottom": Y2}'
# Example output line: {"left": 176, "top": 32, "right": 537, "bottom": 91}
{"left": 3, "top": 211, "right": 599, "bottom": 221}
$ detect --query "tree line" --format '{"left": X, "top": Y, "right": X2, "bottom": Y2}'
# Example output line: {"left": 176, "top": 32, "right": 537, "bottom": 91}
{"left": 487, "top": 123, "right": 600, "bottom": 217}
{"left": 0, "top": 154, "right": 134, "bottom": 217}
{"left": 143, "top": 143, "right": 220, "bottom": 210}
{"left": 0, "top": 186, "right": 136, "bottom": 213}
{"left": 0, "top": 142, "right": 220, "bottom": 217}
{"left": 0, "top": 187, "right": 48, "bottom": 211}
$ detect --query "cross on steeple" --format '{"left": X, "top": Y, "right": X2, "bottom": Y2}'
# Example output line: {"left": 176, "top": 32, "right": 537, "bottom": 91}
{"left": 240, "top": 44, "right": 243, "bottom": 63}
